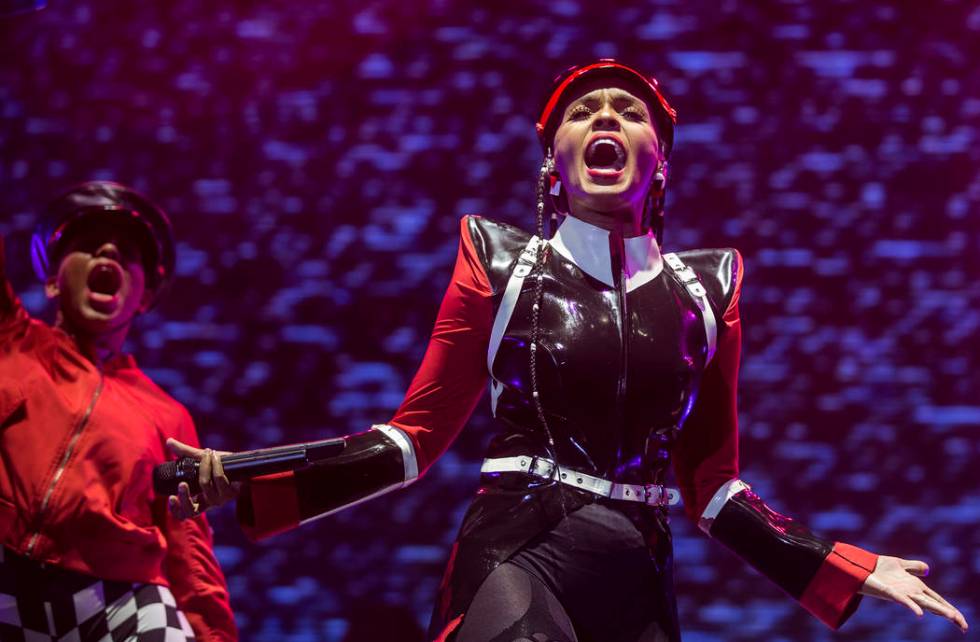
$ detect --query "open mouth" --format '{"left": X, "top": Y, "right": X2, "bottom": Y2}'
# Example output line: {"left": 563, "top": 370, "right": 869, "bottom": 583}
{"left": 585, "top": 137, "right": 627, "bottom": 171}
{"left": 88, "top": 263, "right": 123, "bottom": 297}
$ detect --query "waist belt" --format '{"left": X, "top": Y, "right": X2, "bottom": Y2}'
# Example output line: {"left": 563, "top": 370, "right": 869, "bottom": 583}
{"left": 481, "top": 456, "right": 681, "bottom": 507}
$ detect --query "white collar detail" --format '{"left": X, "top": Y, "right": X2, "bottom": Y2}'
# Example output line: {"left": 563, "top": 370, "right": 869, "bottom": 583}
{"left": 549, "top": 215, "right": 664, "bottom": 292}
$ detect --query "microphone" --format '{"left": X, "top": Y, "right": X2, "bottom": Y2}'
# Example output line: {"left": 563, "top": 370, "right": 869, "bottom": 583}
{"left": 153, "top": 437, "right": 347, "bottom": 497}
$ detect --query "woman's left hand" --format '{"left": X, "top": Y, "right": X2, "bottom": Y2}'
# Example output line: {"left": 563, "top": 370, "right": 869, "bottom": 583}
{"left": 860, "top": 555, "right": 968, "bottom": 633}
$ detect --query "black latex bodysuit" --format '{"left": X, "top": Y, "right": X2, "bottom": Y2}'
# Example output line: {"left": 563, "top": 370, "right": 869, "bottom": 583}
{"left": 237, "top": 215, "right": 877, "bottom": 641}
{"left": 429, "top": 215, "right": 736, "bottom": 640}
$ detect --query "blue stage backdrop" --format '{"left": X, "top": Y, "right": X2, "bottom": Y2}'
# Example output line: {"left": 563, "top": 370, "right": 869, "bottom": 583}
{"left": 1, "top": 1, "right": 978, "bottom": 640}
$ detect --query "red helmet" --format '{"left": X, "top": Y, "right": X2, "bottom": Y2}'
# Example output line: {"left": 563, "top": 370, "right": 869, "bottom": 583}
{"left": 536, "top": 59, "right": 677, "bottom": 156}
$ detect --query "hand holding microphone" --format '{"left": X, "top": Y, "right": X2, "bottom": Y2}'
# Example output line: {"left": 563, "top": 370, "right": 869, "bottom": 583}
{"left": 159, "top": 436, "right": 348, "bottom": 520}
{"left": 164, "top": 439, "right": 238, "bottom": 520}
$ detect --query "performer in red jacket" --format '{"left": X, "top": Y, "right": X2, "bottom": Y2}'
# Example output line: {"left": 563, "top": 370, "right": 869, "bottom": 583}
{"left": 0, "top": 181, "right": 236, "bottom": 641}
{"left": 173, "top": 61, "right": 967, "bottom": 641}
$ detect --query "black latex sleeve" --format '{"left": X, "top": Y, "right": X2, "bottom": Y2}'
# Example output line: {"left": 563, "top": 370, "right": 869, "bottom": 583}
{"left": 237, "top": 427, "right": 414, "bottom": 539}
{"left": 707, "top": 488, "right": 833, "bottom": 599}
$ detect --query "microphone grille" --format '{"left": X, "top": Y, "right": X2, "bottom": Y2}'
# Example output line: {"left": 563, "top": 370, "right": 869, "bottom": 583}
{"left": 153, "top": 460, "right": 179, "bottom": 495}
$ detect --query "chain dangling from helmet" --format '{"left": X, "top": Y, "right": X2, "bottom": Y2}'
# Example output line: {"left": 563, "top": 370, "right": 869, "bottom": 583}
{"left": 531, "top": 152, "right": 567, "bottom": 516}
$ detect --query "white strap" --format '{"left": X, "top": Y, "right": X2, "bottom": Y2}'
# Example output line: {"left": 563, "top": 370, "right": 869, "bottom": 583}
{"left": 663, "top": 252, "right": 717, "bottom": 365}
{"left": 481, "top": 455, "right": 555, "bottom": 478}
{"left": 697, "top": 478, "right": 751, "bottom": 534}
{"left": 487, "top": 236, "right": 542, "bottom": 415}
{"left": 481, "top": 456, "right": 680, "bottom": 507}
{"left": 371, "top": 424, "right": 419, "bottom": 485}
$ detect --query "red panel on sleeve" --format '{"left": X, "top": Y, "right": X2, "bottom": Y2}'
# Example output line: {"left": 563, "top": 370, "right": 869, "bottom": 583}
{"left": 672, "top": 250, "right": 744, "bottom": 522}
{"left": 240, "top": 471, "right": 302, "bottom": 541}
{"left": 389, "top": 216, "right": 493, "bottom": 474}
{"left": 800, "top": 542, "right": 878, "bottom": 629}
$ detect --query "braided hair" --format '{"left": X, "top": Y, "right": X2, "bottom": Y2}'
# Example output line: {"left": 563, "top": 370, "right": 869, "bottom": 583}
{"left": 528, "top": 150, "right": 569, "bottom": 516}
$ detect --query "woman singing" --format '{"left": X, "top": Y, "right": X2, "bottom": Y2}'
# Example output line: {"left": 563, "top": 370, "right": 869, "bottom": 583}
{"left": 171, "top": 60, "right": 968, "bottom": 641}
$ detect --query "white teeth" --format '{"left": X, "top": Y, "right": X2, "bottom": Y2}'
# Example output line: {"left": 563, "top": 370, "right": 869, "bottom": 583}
{"left": 586, "top": 138, "right": 626, "bottom": 169}
{"left": 590, "top": 139, "right": 623, "bottom": 155}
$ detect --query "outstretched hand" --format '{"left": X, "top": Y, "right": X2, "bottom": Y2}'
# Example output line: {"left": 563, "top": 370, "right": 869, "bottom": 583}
{"left": 860, "top": 555, "right": 968, "bottom": 633}
{"left": 165, "top": 438, "right": 240, "bottom": 520}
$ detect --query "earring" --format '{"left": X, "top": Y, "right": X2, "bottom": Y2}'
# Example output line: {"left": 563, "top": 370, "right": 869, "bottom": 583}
{"left": 653, "top": 159, "right": 668, "bottom": 192}
{"left": 653, "top": 164, "right": 666, "bottom": 191}
{"left": 546, "top": 150, "right": 561, "bottom": 196}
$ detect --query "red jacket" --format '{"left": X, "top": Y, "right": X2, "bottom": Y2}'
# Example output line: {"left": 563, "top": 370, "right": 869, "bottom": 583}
{"left": 0, "top": 248, "right": 236, "bottom": 641}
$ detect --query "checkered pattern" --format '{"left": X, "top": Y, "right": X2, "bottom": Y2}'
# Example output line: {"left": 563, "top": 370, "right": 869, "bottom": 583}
{"left": 0, "top": 547, "right": 195, "bottom": 641}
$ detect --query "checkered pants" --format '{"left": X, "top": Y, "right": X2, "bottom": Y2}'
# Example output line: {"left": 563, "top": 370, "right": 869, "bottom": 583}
{"left": 0, "top": 547, "right": 195, "bottom": 641}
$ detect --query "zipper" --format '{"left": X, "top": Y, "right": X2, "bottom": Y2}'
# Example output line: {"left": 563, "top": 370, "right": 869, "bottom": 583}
{"left": 26, "top": 373, "right": 104, "bottom": 558}
{"left": 615, "top": 250, "right": 629, "bottom": 407}
{"left": 612, "top": 232, "right": 629, "bottom": 468}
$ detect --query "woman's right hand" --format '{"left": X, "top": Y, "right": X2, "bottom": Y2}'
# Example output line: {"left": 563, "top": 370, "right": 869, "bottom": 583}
{"left": 860, "top": 555, "right": 968, "bottom": 633}
{"left": 165, "top": 438, "right": 240, "bottom": 520}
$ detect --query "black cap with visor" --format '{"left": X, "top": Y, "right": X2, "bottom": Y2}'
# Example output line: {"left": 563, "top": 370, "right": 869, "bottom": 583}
{"left": 31, "top": 181, "right": 176, "bottom": 304}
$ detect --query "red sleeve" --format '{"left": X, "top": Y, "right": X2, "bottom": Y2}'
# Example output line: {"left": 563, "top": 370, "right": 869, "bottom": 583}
{"left": 239, "top": 216, "right": 493, "bottom": 539}
{"left": 388, "top": 215, "right": 494, "bottom": 472}
{"left": 800, "top": 542, "right": 878, "bottom": 629}
{"left": 161, "top": 410, "right": 238, "bottom": 641}
{"left": 674, "top": 253, "right": 878, "bottom": 628}
{"left": 672, "top": 250, "right": 744, "bottom": 522}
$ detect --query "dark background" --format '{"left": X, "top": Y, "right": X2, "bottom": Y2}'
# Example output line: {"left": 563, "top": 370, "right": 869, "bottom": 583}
{"left": 1, "top": 1, "right": 978, "bottom": 640}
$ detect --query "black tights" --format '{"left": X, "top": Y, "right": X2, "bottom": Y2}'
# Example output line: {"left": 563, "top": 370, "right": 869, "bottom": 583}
{"left": 454, "top": 562, "right": 669, "bottom": 642}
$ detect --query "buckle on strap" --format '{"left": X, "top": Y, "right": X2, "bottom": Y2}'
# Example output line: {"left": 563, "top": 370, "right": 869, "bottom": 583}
{"left": 609, "top": 483, "right": 681, "bottom": 506}
{"left": 481, "top": 455, "right": 556, "bottom": 479}
{"left": 480, "top": 456, "right": 680, "bottom": 507}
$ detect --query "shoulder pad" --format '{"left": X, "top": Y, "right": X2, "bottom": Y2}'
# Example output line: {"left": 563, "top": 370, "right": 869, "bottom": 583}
{"left": 464, "top": 216, "right": 534, "bottom": 291}
{"left": 674, "top": 248, "right": 742, "bottom": 316}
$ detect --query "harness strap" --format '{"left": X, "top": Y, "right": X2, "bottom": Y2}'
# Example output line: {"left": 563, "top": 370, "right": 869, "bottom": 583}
{"left": 663, "top": 252, "right": 717, "bottom": 365}
{"left": 487, "top": 235, "right": 542, "bottom": 415}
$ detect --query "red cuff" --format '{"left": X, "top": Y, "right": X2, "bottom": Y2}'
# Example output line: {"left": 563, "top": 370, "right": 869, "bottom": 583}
{"left": 800, "top": 542, "right": 878, "bottom": 629}
{"left": 239, "top": 471, "right": 301, "bottom": 541}
{"left": 433, "top": 614, "right": 464, "bottom": 642}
